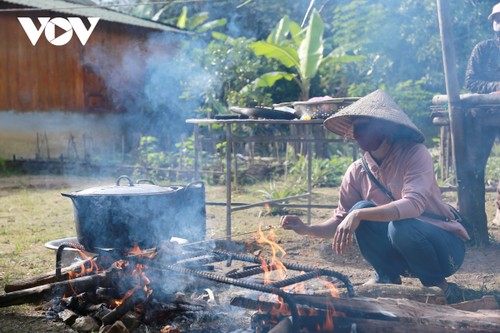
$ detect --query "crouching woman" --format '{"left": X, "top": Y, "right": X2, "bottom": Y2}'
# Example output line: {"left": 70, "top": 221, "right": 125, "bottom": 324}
{"left": 280, "top": 89, "right": 470, "bottom": 304}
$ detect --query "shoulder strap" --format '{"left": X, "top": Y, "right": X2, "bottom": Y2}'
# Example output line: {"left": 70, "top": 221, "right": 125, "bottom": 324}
{"left": 361, "top": 155, "right": 396, "bottom": 201}
{"left": 360, "top": 156, "right": 452, "bottom": 222}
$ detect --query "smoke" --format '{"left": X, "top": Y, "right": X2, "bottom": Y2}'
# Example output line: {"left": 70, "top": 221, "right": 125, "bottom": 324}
{"left": 83, "top": 31, "right": 213, "bottom": 152}
{"left": 0, "top": 110, "right": 122, "bottom": 161}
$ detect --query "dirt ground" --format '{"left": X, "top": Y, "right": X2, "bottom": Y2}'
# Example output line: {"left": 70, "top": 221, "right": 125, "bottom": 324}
{"left": 0, "top": 175, "right": 499, "bottom": 332}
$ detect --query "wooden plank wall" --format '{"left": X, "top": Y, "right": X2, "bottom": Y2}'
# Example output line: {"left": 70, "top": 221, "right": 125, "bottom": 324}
{"left": 0, "top": 3, "right": 174, "bottom": 113}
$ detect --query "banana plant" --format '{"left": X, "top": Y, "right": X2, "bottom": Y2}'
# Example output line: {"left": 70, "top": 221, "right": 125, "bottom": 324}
{"left": 153, "top": 5, "right": 226, "bottom": 33}
{"left": 248, "top": 10, "right": 324, "bottom": 101}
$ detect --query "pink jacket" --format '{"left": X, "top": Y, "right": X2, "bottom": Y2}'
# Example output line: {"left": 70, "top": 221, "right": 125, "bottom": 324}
{"left": 332, "top": 141, "right": 470, "bottom": 240}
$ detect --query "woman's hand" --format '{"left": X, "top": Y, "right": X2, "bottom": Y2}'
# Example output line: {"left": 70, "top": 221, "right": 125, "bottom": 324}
{"left": 280, "top": 215, "right": 308, "bottom": 235}
{"left": 333, "top": 210, "right": 361, "bottom": 255}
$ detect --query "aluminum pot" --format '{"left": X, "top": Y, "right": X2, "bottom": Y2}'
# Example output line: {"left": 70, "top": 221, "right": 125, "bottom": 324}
{"left": 61, "top": 176, "right": 206, "bottom": 251}
{"left": 292, "top": 97, "right": 360, "bottom": 119}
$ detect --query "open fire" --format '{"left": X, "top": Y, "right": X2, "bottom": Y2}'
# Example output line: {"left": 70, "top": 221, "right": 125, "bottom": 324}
{"left": 2, "top": 224, "right": 356, "bottom": 333}
{"left": 2, "top": 219, "right": 498, "bottom": 332}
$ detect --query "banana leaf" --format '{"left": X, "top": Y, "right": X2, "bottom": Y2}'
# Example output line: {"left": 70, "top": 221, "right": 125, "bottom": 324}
{"left": 298, "top": 10, "right": 324, "bottom": 80}
{"left": 267, "top": 16, "right": 291, "bottom": 44}
{"left": 250, "top": 41, "right": 300, "bottom": 68}
{"left": 252, "top": 71, "right": 295, "bottom": 88}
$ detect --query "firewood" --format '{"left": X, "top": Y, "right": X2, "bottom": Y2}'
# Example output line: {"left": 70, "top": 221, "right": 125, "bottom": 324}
{"left": 268, "top": 316, "right": 292, "bottom": 333}
{"left": 351, "top": 318, "right": 500, "bottom": 333}
{"left": 99, "top": 320, "right": 129, "bottom": 333}
{"left": 355, "top": 284, "right": 447, "bottom": 305}
{"left": 58, "top": 308, "right": 78, "bottom": 326}
{"left": 448, "top": 295, "right": 499, "bottom": 312}
{"left": 101, "top": 288, "right": 148, "bottom": 326}
{"left": 231, "top": 295, "right": 500, "bottom": 332}
{"left": 121, "top": 311, "right": 141, "bottom": 332}
{"left": 0, "top": 272, "right": 109, "bottom": 308}
{"left": 4, "top": 259, "right": 94, "bottom": 293}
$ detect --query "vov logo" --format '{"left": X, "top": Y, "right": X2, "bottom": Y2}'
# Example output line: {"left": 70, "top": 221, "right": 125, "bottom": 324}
{"left": 18, "top": 17, "right": 99, "bottom": 46}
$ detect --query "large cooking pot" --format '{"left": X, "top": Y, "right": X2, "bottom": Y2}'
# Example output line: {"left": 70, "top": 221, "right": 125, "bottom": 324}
{"left": 61, "top": 176, "right": 206, "bottom": 251}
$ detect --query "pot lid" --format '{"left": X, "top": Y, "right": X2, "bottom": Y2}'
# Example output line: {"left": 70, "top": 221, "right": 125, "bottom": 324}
{"left": 67, "top": 176, "right": 180, "bottom": 196}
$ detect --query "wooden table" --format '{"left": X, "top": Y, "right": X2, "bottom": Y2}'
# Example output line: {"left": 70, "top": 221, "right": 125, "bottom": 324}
{"left": 186, "top": 118, "right": 354, "bottom": 240}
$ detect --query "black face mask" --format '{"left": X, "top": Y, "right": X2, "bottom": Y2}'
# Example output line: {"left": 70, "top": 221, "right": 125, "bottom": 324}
{"left": 353, "top": 122, "right": 385, "bottom": 152}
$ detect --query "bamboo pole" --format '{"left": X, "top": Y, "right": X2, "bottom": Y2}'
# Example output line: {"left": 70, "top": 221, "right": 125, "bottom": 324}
{"left": 436, "top": 0, "right": 463, "bottom": 181}
{"left": 436, "top": 0, "right": 489, "bottom": 244}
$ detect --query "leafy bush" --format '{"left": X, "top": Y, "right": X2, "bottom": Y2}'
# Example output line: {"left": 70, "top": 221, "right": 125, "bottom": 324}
{"left": 256, "top": 181, "right": 306, "bottom": 215}
{"left": 287, "top": 154, "right": 352, "bottom": 188}
{"left": 134, "top": 136, "right": 171, "bottom": 180}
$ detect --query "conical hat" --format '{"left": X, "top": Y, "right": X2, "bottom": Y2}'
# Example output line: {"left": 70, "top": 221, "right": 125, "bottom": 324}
{"left": 323, "top": 89, "right": 425, "bottom": 143}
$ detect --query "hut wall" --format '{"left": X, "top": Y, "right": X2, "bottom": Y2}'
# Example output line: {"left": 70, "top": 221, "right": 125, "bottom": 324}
{"left": 0, "top": 3, "right": 179, "bottom": 161}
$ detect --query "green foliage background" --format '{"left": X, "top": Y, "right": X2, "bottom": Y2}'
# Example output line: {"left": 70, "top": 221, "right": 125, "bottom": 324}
{"left": 93, "top": 0, "right": 498, "bottom": 184}
{"left": 162, "top": 0, "right": 496, "bottom": 143}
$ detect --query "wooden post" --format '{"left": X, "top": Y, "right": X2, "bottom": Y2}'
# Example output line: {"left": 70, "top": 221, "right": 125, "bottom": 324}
{"left": 225, "top": 123, "right": 232, "bottom": 241}
{"left": 436, "top": 0, "right": 487, "bottom": 244}
{"left": 193, "top": 124, "right": 200, "bottom": 180}
{"left": 306, "top": 123, "right": 313, "bottom": 225}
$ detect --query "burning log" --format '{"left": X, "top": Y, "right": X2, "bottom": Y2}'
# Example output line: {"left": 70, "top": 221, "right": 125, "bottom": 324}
{"left": 231, "top": 295, "right": 500, "bottom": 333}
{"left": 231, "top": 295, "right": 398, "bottom": 321}
{"left": 4, "top": 259, "right": 94, "bottom": 293}
{"left": 0, "top": 272, "right": 110, "bottom": 308}
{"left": 268, "top": 316, "right": 293, "bottom": 333}
{"left": 101, "top": 288, "right": 148, "bottom": 326}
{"left": 251, "top": 312, "right": 357, "bottom": 333}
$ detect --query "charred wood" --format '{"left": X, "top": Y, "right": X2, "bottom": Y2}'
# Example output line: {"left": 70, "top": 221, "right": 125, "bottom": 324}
{"left": 101, "top": 288, "right": 148, "bottom": 326}
{"left": 232, "top": 295, "right": 500, "bottom": 333}
{"left": 4, "top": 259, "right": 94, "bottom": 293}
{"left": 267, "top": 316, "right": 292, "bottom": 333}
{"left": 0, "top": 272, "right": 110, "bottom": 308}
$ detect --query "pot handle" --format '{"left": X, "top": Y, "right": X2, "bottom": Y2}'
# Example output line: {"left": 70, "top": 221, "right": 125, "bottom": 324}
{"left": 116, "top": 175, "right": 134, "bottom": 187}
{"left": 186, "top": 181, "right": 205, "bottom": 189}
{"left": 136, "top": 179, "right": 156, "bottom": 185}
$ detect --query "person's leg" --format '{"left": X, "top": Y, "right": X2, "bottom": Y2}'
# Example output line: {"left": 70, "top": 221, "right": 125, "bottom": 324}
{"left": 353, "top": 201, "right": 410, "bottom": 283}
{"left": 388, "top": 219, "right": 465, "bottom": 287}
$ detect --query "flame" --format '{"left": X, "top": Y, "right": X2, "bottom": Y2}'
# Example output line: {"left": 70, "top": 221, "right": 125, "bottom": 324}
{"left": 253, "top": 222, "right": 345, "bottom": 333}
{"left": 318, "top": 278, "right": 342, "bottom": 332}
{"left": 64, "top": 242, "right": 155, "bottom": 308}
{"left": 128, "top": 242, "right": 157, "bottom": 260}
{"left": 255, "top": 223, "right": 287, "bottom": 284}
{"left": 122, "top": 244, "right": 154, "bottom": 303}
{"left": 319, "top": 278, "right": 340, "bottom": 299}
{"left": 132, "top": 263, "right": 152, "bottom": 293}
{"left": 114, "top": 287, "right": 137, "bottom": 307}
{"left": 67, "top": 244, "right": 101, "bottom": 279}
{"left": 321, "top": 303, "right": 335, "bottom": 332}
{"left": 66, "top": 244, "right": 103, "bottom": 295}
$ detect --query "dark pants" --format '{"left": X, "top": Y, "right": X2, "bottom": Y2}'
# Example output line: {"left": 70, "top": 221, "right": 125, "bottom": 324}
{"left": 353, "top": 201, "right": 465, "bottom": 286}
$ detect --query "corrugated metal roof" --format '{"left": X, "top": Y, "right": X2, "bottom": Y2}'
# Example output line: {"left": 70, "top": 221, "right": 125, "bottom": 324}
{"left": 2, "top": 0, "right": 189, "bottom": 33}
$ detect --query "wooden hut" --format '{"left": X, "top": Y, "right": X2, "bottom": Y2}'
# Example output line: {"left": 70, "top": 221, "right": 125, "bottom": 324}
{"left": 0, "top": 0, "right": 188, "bottom": 163}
